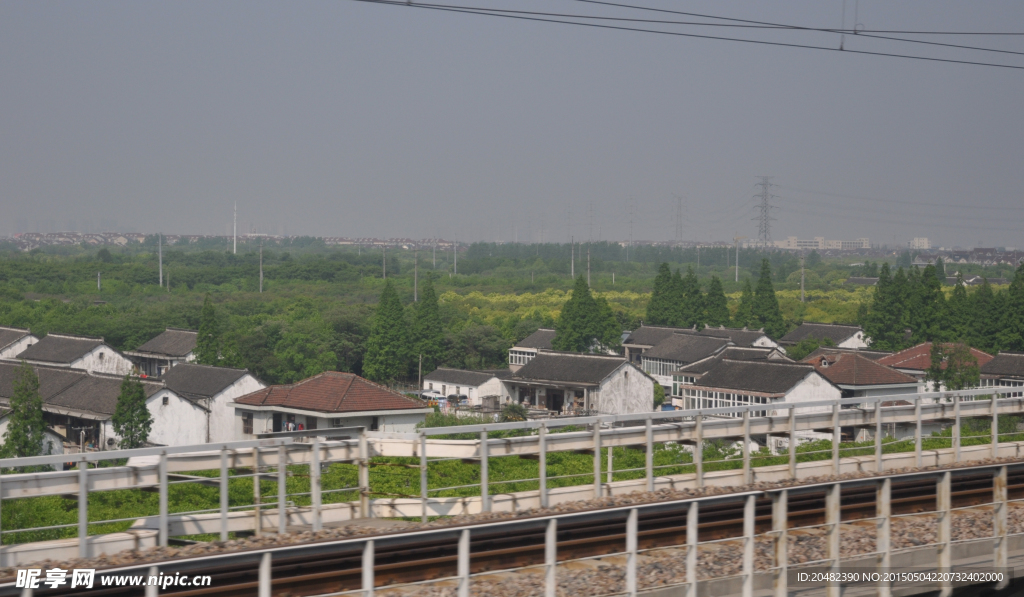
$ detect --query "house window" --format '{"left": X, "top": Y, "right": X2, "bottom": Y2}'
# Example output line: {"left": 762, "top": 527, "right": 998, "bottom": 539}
{"left": 306, "top": 417, "right": 317, "bottom": 430}
{"left": 331, "top": 418, "right": 343, "bottom": 428}
{"left": 242, "top": 413, "right": 253, "bottom": 435}
{"left": 371, "top": 416, "right": 380, "bottom": 431}
{"left": 162, "top": 396, "right": 169, "bottom": 406}
{"left": 98, "top": 352, "right": 105, "bottom": 361}
{"left": 429, "top": 383, "right": 434, "bottom": 390}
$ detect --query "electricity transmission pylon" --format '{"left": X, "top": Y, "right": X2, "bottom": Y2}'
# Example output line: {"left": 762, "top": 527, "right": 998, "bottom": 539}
{"left": 752, "top": 177, "right": 777, "bottom": 250}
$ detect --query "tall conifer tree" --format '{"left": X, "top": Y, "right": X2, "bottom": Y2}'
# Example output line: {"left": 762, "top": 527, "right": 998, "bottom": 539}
{"left": 910, "top": 264, "right": 945, "bottom": 343}
{"left": 999, "top": 264, "right": 1024, "bottom": 352}
{"left": 1, "top": 363, "right": 47, "bottom": 458}
{"left": 363, "top": 281, "right": 408, "bottom": 383}
{"left": 969, "top": 278, "right": 999, "bottom": 353}
{"left": 945, "top": 273, "right": 970, "bottom": 342}
{"left": 703, "top": 276, "right": 730, "bottom": 327}
{"left": 411, "top": 277, "right": 444, "bottom": 373}
{"left": 112, "top": 375, "right": 153, "bottom": 449}
{"left": 751, "top": 259, "right": 787, "bottom": 338}
{"left": 733, "top": 279, "right": 754, "bottom": 328}
{"left": 195, "top": 294, "right": 220, "bottom": 365}
{"left": 680, "top": 266, "right": 703, "bottom": 329}
{"left": 668, "top": 269, "right": 686, "bottom": 327}
{"left": 553, "top": 276, "right": 620, "bottom": 352}
{"left": 645, "top": 263, "right": 674, "bottom": 325}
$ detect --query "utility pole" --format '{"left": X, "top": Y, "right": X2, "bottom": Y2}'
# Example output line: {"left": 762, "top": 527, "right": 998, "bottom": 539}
{"left": 383, "top": 245, "right": 386, "bottom": 279}
{"left": 418, "top": 354, "right": 422, "bottom": 390}
{"left": 233, "top": 201, "right": 237, "bottom": 255}
{"left": 414, "top": 250, "right": 418, "bottom": 302}
{"left": 97, "top": 272, "right": 101, "bottom": 291}
{"left": 674, "top": 195, "right": 684, "bottom": 244}
{"left": 800, "top": 252, "right": 805, "bottom": 302}
{"left": 753, "top": 177, "right": 777, "bottom": 250}
{"left": 733, "top": 236, "right": 747, "bottom": 282}
{"left": 433, "top": 241, "right": 436, "bottom": 268}
{"left": 158, "top": 233, "right": 163, "bottom": 287}
{"left": 571, "top": 236, "right": 574, "bottom": 278}
{"left": 454, "top": 239, "right": 458, "bottom": 275}
{"left": 259, "top": 240, "right": 264, "bottom": 293}
{"left": 587, "top": 244, "right": 591, "bottom": 287}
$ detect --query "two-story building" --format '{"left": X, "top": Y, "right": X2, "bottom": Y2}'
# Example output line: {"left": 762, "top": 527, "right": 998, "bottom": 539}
{"left": 124, "top": 328, "right": 197, "bottom": 377}
{"left": 640, "top": 334, "right": 731, "bottom": 391}
{"left": 508, "top": 329, "right": 556, "bottom": 372}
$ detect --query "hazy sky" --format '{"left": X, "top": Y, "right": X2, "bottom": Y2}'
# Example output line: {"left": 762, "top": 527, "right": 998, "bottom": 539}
{"left": 2, "top": 1, "right": 1023, "bottom": 248}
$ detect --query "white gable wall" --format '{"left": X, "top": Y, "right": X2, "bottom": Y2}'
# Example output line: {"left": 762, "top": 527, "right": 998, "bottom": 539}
{"left": 591, "top": 363, "right": 654, "bottom": 415}
{"left": 146, "top": 389, "right": 209, "bottom": 447}
{"left": 837, "top": 331, "right": 869, "bottom": 349}
{"left": 0, "top": 335, "right": 38, "bottom": 359}
{"left": 771, "top": 372, "right": 841, "bottom": 414}
{"left": 69, "top": 346, "right": 134, "bottom": 376}
{"left": 0, "top": 417, "right": 64, "bottom": 456}
{"left": 423, "top": 377, "right": 509, "bottom": 405}
{"left": 208, "top": 374, "right": 266, "bottom": 442}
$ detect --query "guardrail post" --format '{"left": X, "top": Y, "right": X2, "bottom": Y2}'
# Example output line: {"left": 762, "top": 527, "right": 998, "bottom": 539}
{"left": 788, "top": 407, "right": 796, "bottom": 479}
{"left": 743, "top": 494, "right": 755, "bottom": 597}
{"left": 915, "top": 398, "right": 923, "bottom": 468}
{"left": 773, "top": 490, "right": 788, "bottom": 597}
{"left": 991, "top": 396, "right": 1000, "bottom": 459}
{"left": 159, "top": 450, "right": 168, "bottom": 547}
{"left": 420, "top": 432, "right": 428, "bottom": 523}
{"left": 0, "top": 472, "right": 3, "bottom": 565}
{"left": 254, "top": 447, "right": 262, "bottom": 536}
{"left": 694, "top": 414, "right": 703, "bottom": 488}
{"left": 78, "top": 459, "right": 88, "bottom": 558}
{"left": 832, "top": 401, "right": 840, "bottom": 475}
{"left": 938, "top": 471, "right": 951, "bottom": 597}
{"left": 545, "top": 518, "right": 557, "bottom": 597}
{"left": 875, "top": 400, "right": 883, "bottom": 472}
{"left": 480, "top": 429, "right": 490, "bottom": 512}
{"left": 458, "top": 528, "right": 470, "bottom": 597}
{"left": 877, "top": 478, "right": 891, "bottom": 597}
{"left": 540, "top": 423, "right": 549, "bottom": 508}
{"left": 258, "top": 551, "right": 271, "bottom": 597}
{"left": 311, "top": 436, "right": 322, "bottom": 531}
{"left": 826, "top": 483, "right": 840, "bottom": 597}
{"left": 742, "top": 409, "right": 751, "bottom": 485}
{"left": 994, "top": 466, "right": 1008, "bottom": 589}
{"left": 362, "top": 539, "right": 375, "bottom": 597}
{"left": 607, "top": 442, "right": 614, "bottom": 485}
{"left": 220, "top": 447, "right": 229, "bottom": 541}
{"left": 278, "top": 445, "right": 287, "bottom": 535}
{"left": 593, "top": 423, "right": 603, "bottom": 499}
{"left": 686, "top": 501, "right": 698, "bottom": 597}
{"left": 953, "top": 394, "right": 961, "bottom": 462}
{"left": 645, "top": 417, "right": 653, "bottom": 492}
{"left": 626, "top": 508, "right": 638, "bottom": 597}
{"left": 145, "top": 566, "right": 158, "bottom": 597}
{"left": 359, "top": 429, "right": 370, "bottom": 519}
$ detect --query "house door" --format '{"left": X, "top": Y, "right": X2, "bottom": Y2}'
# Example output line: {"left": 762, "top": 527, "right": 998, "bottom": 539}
{"left": 273, "top": 413, "right": 283, "bottom": 433}
{"left": 548, "top": 391, "right": 564, "bottom": 412}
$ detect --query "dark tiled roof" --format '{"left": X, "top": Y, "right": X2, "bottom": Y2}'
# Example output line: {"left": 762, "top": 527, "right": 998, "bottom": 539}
{"left": 624, "top": 325, "right": 692, "bottom": 347}
{"left": 845, "top": 277, "right": 879, "bottom": 286}
{"left": 234, "top": 371, "right": 427, "bottom": 413}
{"left": 675, "top": 347, "right": 789, "bottom": 376}
{"left": 0, "top": 327, "right": 32, "bottom": 351}
{"left": 161, "top": 363, "right": 250, "bottom": 399}
{"left": 877, "top": 343, "right": 994, "bottom": 372}
{"left": 692, "top": 359, "right": 820, "bottom": 395}
{"left": 0, "top": 362, "right": 84, "bottom": 402}
{"left": 514, "top": 329, "right": 556, "bottom": 350}
{"left": 780, "top": 322, "right": 863, "bottom": 345}
{"left": 980, "top": 353, "right": 1024, "bottom": 379}
{"left": 803, "top": 346, "right": 891, "bottom": 361}
{"left": 678, "top": 326, "right": 770, "bottom": 347}
{"left": 513, "top": 352, "right": 628, "bottom": 385}
{"left": 642, "top": 334, "right": 729, "bottom": 364}
{"left": 47, "top": 373, "right": 163, "bottom": 416}
{"left": 17, "top": 334, "right": 105, "bottom": 364}
{"left": 131, "top": 329, "right": 198, "bottom": 357}
{"left": 803, "top": 353, "right": 918, "bottom": 386}
{"left": 423, "top": 368, "right": 512, "bottom": 386}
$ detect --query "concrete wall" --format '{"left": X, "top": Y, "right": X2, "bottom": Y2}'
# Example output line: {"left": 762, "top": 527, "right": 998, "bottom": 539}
{"left": 591, "top": 363, "right": 654, "bottom": 415}
{"left": 773, "top": 372, "right": 841, "bottom": 414}
{"left": 208, "top": 374, "right": 265, "bottom": 442}
{"left": 0, "top": 335, "right": 37, "bottom": 359}
{"left": 70, "top": 346, "right": 134, "bottom": 376}
{"left": 146, "top": 389, "right": 209, "bottom": 447}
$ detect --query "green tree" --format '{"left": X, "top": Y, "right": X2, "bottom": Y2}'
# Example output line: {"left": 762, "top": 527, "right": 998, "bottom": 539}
{"left": 751, "top": 259, "right": 787, "bottom": 338}
{"left": 934, "top": 257, "right": 946, "bottom": 281}
{"left": 645, "top": 263, "right": 675, "bottom": 326}
{"left": 897, "top": 251, "right": 913, "bottom": 269}
{"left": 1, "top": 363, "right": 47, "bottom": 458}
{"left": 499, "top": 402, "right": 529, "bottom": 422}
{"left": 112, "top": 375, "right": 153, "bottom": 449}
{"left": 412, "top": 277, "right": 445, "bottom": 374}
{"left": 703, "top": 276, "right": 730, "bottom": 327}
{"left": 653, "top": 383, "right": 666, "bottom": 409}
{"left": 969, "top": 278, "right": 1000, "bottom": 353}
{"left": 195, "top": 294, "right": 220, "bottom": 365}
{"left": 680, "top": 266, "right": 703, "bottom": 328}
{"left": 732, "top": 279, "right": 754, "bottom": 328}
{"left": 864, "top": 264, "right": 910, "bottom": 351}
{"left": 926, "top": 342, "right": 980, "bottom": 392}
{"left": 668, "top": 268, "right": 686, "bottom": 326}
{"left": 908, "top": 264, "right": 945, "bottom": 343}
{"left": 945, "top": 273, "right": 970, "bottom": 342}
{"left": 998, "top": 264, "right": 1024, "bottom": 352}
{"left": 788, "top": 336, "right": 836, "bottom": 361}
{"left": 552, "top": 276, "right": 620, "bottom": 352}
{"left": 363, "top": 281, "right": 408, "bottom": 383}
{"left": 806, "top": 250, "right": 821, "bottom": 268}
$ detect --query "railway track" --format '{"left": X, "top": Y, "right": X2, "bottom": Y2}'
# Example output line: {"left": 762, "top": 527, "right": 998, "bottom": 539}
{"left": 14, "top": 463, "right": 1024, "bottom": 597}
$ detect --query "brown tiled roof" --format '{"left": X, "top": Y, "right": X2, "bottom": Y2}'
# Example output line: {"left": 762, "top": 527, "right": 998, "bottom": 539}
{"left": 131, "top": 328, "right": 197, "bottom": 357}
{"left": 803, "top": 353, "right": 918, "bottom": 386}
{"left": 877, "top": 343, "right": 994, "bottom": 372}
{"left": 234, "top": 371, "right": 427, "bottom": 413}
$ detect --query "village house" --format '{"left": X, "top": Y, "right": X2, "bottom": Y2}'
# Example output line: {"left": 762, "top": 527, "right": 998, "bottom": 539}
{"left": 678, "top": 326, "right": 782, "bottom": 349}
{"left": 802, "top": 346, "right": 892, "bottom": 362}
{"left": 0, "top": 326, "right": 38, "bottom": 359}
{"left": 233, "top": 371, "right": 431, "bottom": 435}
{"left": 672, "top": 346, "right": 792, "bottom": 399}
{"left": 980, "top": 352, "right": 1024, "bottom": 397}
{"left": 422, "top": 368, "right": 512, "bottom": 405}
{"left": 0, "top": 408, "right": 66, "bottom": 457}
{"left": 876, "top": 343, "right": 994, "bottom": 393}
{"left": 640, "top": 334, "right": 731, "bottom": 390}
{"left": 803, "top": 352, "right": 919, "bottom": 399}
{"left": 622, "top": 325, "right": 691, "bottom": 365}
{"left": 779, "top": 322, "right": 869, "bottom": 350}
{"left": 160, "top": 363, "right": 265, "bottom": 443}
{"left": 508, "top": 328, "right": 556, "bottom": 372}
{"left": 506, "top": 352, "right": 654, "bottom": 415}
{"left": 12, "top": 333, "right": 134, "bottom": 376}
{"left": 124, "top": 328, "right": 197, "bottom": 377}
{"left": 674, "top": 359, "right": 840, "bottom": 416}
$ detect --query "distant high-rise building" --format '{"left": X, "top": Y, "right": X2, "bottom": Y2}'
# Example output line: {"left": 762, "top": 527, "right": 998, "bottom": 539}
{"left": 909, "top": 237, "right": 931, "bottom": 250}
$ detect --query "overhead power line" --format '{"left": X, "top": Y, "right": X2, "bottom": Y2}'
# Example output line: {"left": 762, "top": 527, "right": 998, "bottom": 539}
{"left": 352, "top": 0, "right": 1024, "bottom": 71}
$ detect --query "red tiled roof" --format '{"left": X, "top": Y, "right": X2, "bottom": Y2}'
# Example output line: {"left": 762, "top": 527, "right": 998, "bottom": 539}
{"left": 803, "top": 353, "right": 918, "bottom": 386}
{"left": 876, "top": 343, "right": 994, "bottom": 372}
{"left": 234, "top": 372, "right": 427, "bottom": 413}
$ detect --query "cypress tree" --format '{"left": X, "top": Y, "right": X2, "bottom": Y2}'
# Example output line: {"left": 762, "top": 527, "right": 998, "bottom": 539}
{"left": 411, "top": 277, "right": 445, "bottom": 373}
{"left": 553, "top": 276, "right": 619, "bottom": 352}
{"left": 751, "top": 259, "right": 787, "bottom": 338}
{"left": 934, "top": 257, "right": 946, "bottom": 281}
{"left": 703, "top": 276, "right": 730, "bottom": 327}
{"left": 680, "top": 266, "right": 703, "bottom": 329}
{"left": 998, "top": 264, "right": 1024, "bottom": 352}
{"left": 733, "top": 279, "right": 754, "bottom": 328}
{"left": 645, "top": 263, "right": 674, "bottom": 325}
{"left": 363, "top": 281, "right": 409, "bottom": 383}
{"left": 668, "top": 269, "right": 686, "bottom": 327}
{"left": 195, "top": 294, "right": 220, "bottom": 365}
{"left": 112, "top": 375, "right": 153, "bottom": 449}
{"left": 969, "top": 277, "right": 999, "bottom": 353}
{"left": 945, "top": 273, "right": 970, "bottom": 342}
{"left": 1, "top": 363, "right": 47, "bottom": 458}
{"left": 863, "top": 262, "right": 895, "bottom": 349}
{"left": 910, "top": 264, "right": 945, "bottom": 343}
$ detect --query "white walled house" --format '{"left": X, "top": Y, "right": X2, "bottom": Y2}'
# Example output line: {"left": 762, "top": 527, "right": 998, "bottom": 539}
{"left": 639, "top": 334, "right": 730, "bottom": 390}
{"left": 508, "top": 329, "right": 556, "bottom": 372}
{"left": 13, "top": 333, "right": 134, "bottom": 376}
{"left": 803, "top": 352, "right": 919, "bottom": 399}
{"left": 233, "top": 371, "right": 432, "bottom": 437}
{"left": 0, "top": 327, "right": 38, "bottom": 359}
{"left": 422, "top": 368, "right": 512, "bottom": 405}
{"left": 677, "top": 359, "right": 841, "bottom": 416}
{"left": 506, "top": 352, "right": 655, "bottom": 415}
{"left": 622, "top": 325, "right": 691, "bottom": 366}
{"left": 678, "top": 326, "right": 782, "bottom": 351}
{"left": 124, "top": 328, "right": 198, "bottom": 377}
{"left": 780, "top": 322, "right": 869, "bottom": 350}
{"left": 160, "top": 364, "right": 265, "bottom": 443}
{"left": 0, "top": 410, "right": 65, "bottom": 457}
